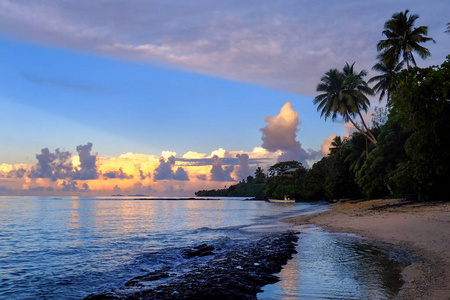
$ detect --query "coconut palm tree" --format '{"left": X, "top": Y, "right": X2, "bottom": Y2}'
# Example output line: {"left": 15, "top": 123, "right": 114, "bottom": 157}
{"left": 345, "top": 132, "right": 374, "bottom": 173}
{"left": 377, "top": 10, "right": 435, "bottom": 69}
{"left": 368, "top": 54, "right": 404, "bottom": 103}
{"left": 342, "top": 62, "right": 377, "bottom": 144}
{"left": 329, "top": 136, "right": 344, "bottom": 155}
{"left": 314, "top": 65, "right": 377, "bottom": 145}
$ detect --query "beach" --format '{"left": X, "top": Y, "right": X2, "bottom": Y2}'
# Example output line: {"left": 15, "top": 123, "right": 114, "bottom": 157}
{"left": 284, "top": 199, "right": 450, "bottom": 300}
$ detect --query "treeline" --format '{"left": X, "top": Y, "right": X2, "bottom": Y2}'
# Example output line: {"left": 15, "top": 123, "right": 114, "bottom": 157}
{"left": 197, "top": 11, "right": 450, "bottom": 201}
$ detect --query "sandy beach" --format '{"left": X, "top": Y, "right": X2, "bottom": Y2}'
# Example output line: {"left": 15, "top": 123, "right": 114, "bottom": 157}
{"left": 284, "top": 199, "right": 450, "bottom": 300}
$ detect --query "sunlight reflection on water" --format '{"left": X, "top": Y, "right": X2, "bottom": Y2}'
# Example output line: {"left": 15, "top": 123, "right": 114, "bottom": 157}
{"left": 259, "top": 225, "right": 405, "bottom": 300}
{"left": 0, "top": 197, "right": 406, "bottom": 299}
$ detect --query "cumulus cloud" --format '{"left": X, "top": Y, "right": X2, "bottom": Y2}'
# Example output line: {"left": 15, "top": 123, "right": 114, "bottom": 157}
{"left": 261, "top": 102, "right": 321, "bottom": 166}
{"left": 139, "top": 170, "right": 151, "bottom": 180}
{"left": 27, "top": 143, "right": 101, "bottom": 181}
{"left": 103, "top": 168, "right": 133, "bottom": 179}
{"left": 174, "top": 167, "right": 189, "bottom": 181}
{"left": 235, "top": 153, "right": 251, "bottom": 181}
{"left": 153, "top": 156, "right": 176, "bottom": 181}
{"left": 321, "top": 134, "right": 338, "bottom": 156}
{"left": 74, "top": 142, "right": 98, "bottom": 180}
{"left": 61, "top": 181, "right": 79, "bottom": 192}
{"left": 130, "top": 182, "right": 153, "bottom": 194}
{"left": 196, "top": 174, "right": 207, "bottom": 181}
{"left": 182, "top": 151, "right": 206, "bottom": 159}
{"left": 210, "top": 155, "right": 234, "bottom": 181}
{"left": 0, "top": 164, "right": 28, "bottom": 179}
{"left": 153, "top": 155, "right": 189, "bottom": 181}
{"left": 29, "top": 148, "right": 73, "bottom": 181}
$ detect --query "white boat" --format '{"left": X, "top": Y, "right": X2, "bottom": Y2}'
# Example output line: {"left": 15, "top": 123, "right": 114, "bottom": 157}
{"left": 268, "top": 195, "right": 295, "bottom": 203}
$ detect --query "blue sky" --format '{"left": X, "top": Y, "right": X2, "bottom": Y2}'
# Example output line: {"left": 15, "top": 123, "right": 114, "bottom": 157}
{"left": 0, "top": 0, "right": 448, "bottom": 195}
{"left": 0, "top": 34, "right": 342, "bottom": 164}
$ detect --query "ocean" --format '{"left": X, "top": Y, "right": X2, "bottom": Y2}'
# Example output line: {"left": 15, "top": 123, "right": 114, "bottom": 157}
{"left": 0, "top": 196, "right": 406, "bottom": 299}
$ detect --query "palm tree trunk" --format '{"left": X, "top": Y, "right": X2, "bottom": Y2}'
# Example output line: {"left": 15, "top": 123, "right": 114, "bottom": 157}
{"left": 356, "top": 110, "right": 377, "bottom": 145}
{"left": 345, "top": 112, "right": 377, "bottom": 145}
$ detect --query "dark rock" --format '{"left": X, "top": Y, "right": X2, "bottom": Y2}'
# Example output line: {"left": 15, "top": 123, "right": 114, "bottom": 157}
{"left": 84, "top": 231, "right": 299, "bottom": 300}
{"left": 182, "top": 244, "right": 215, "bottom": 258}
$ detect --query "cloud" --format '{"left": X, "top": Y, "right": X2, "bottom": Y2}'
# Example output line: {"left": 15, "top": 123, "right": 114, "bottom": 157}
{"left": 0, "top": 164, "right": 28, "bottom": 179}
{"left": 210, "top": 148, "right": 226, "bottom": 158}
{"left": 103, "top": 168, "right": 133, "bottom": 179}
{"left": 2, "top": 1, "right": 446, "bottom": 96}
{"left": 139, "top": 170, "right": 151, "bottom": 180}
{"left": 21, "top": 72, "right": 103, "bottom": 93}
{"left": 210, "top": 155, "right": 234, "bottom": 181}
{"left": 28, "top": 148, "right": 73, "bottom": 181}
{"left": 174, "top": 167, "right": 189, "bottom": 181}
{"left": 261, "top": 102, "right": 321, "bottom": 166}
{"left": 182, "top": 151, "right": 207, "bottom": 159}
{"left": 196, "top": 174, "right": 207, "bottom": 181}
{"left": 321, "top": 134, "right": 338, "bottom": 156}
{"left": 234, "top": 153, "right": 251, "bottom": 181}
{"left": 153, "top": 155, "right": 189, "bottom": 181}
{"left": 73, "top": 142, "right": 99, "bottom": 180}
{"left": 61, "top": 181, "right": 80, "bottom": 192}
{"left": 153, "top": 156, "right": 176, "bottom": 181}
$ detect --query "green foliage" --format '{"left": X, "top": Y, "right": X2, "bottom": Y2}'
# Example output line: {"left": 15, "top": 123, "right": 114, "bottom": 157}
{"left": 195, "top": 182, "right": 266, "bottom": 198}
{"left": 377, "top": 10, "right": 435, "bottom": 68}
{"left": 356, "top": 117, "right": 409, "bottom": 198}
{"left": 265, "top": 164, "right": 307, "bottom": 199}
{"left": 388, "top": 57, "right": 450, "bottom": 201}
{"left": 254, "top": 167, "right": 266, "bottom": 183}
{"left": 267, "top": 161, "right": 302, "bottom": 177}
{"left": 314, "top": 63, "right": 377, "bottom": 145}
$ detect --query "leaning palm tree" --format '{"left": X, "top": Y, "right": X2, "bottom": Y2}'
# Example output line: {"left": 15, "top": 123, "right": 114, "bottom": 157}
{"left": 368, "top": 54, "right": 404, "bottom": 103}
{"left": 377, "top": 10, "right": 435, "bottom": 68}
{"left": 314, "top": 66, "right": 377, "bottom": 145}
{"left": 342, "top": 62, "right": 377, "bottom": 144}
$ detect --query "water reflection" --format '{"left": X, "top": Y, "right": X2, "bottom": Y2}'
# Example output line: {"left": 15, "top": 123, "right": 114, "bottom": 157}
{"left": 184, "top": 200, "right": 226, "bottom": 230}
{"left": 260, "top": 225, "right": 404, "bottom": 300}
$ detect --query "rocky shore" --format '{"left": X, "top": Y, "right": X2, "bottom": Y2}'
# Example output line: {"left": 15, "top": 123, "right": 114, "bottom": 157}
{"left": 84, "top": 231, "right": 299, "bottom": 300}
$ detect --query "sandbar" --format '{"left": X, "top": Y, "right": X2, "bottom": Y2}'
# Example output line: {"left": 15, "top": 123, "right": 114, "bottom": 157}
{"left": 284, "top": 199, "right": 450, "bottom": 300}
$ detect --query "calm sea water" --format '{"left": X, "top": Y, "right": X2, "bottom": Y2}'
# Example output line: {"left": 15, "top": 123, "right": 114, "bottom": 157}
{"left": 0, "top": 196, "right": 406, "bottom": 299}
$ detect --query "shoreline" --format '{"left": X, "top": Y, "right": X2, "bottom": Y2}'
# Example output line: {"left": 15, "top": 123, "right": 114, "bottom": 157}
{"left": 283, "top": 199, "right": 450, "bottom": 300}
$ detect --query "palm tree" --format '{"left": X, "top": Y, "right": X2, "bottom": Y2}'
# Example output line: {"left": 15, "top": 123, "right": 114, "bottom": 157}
{"left": 368, "top": 54, "right": 404, "bottom": 103}
{"left": 377, "top": 10, "right": 435, "bottom": 69}
{"left": 342, "top": 62, "right": 377, "bottom": 144}
{"left": 345, "top": 132, "right": 374, "bottom": 173}
{"left": 329, "top": 136, "right": 344, "bottom": 155}
{"left": 254, "top": 167, "right": 266, "bottom": 183}
{"left": 314, "top": 66, "right": 377, "bottom": 145}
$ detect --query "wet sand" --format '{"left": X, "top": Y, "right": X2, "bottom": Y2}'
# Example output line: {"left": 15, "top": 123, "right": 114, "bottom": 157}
{"left": 284, "top": 199, "right": 450, "bottom": 300}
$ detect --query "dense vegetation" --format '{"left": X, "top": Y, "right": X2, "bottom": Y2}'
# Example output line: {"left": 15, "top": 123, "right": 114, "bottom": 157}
{"left": 196, "top": 11, "right": 449, "bottom": 202}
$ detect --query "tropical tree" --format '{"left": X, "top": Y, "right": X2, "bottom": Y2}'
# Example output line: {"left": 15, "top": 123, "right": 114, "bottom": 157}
{"left": 342, "top": 62, "right": 377, "bottom": 143}
{"left": 369, "top": 55, "right": 404, "bottom": 103}
{"left": 254, "top": 167, "right": 266, "bottom": 183}
{"left": 329, "top": 136, "right": 344, "bottom": 155}
{"left": 377, "top": 10, "right": 435, "bottom": 69}
{"left": 314, "top": 64, "right": 377, "bottom": 145}
{"left": 344, "top": 132, "right": 374, "bottom": 173}
{"left": 267, "top": 161, "right": 302, "bottom": 177}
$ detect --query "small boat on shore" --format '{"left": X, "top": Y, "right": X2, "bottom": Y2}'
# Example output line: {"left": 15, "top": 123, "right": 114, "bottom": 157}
{"left": 268, "top": 195, "right": 295, "bottom": 203}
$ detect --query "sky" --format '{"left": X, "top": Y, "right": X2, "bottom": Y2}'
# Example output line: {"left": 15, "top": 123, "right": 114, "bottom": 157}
{"left": 0, "top": 0, "right": 448, "bottom": 196}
